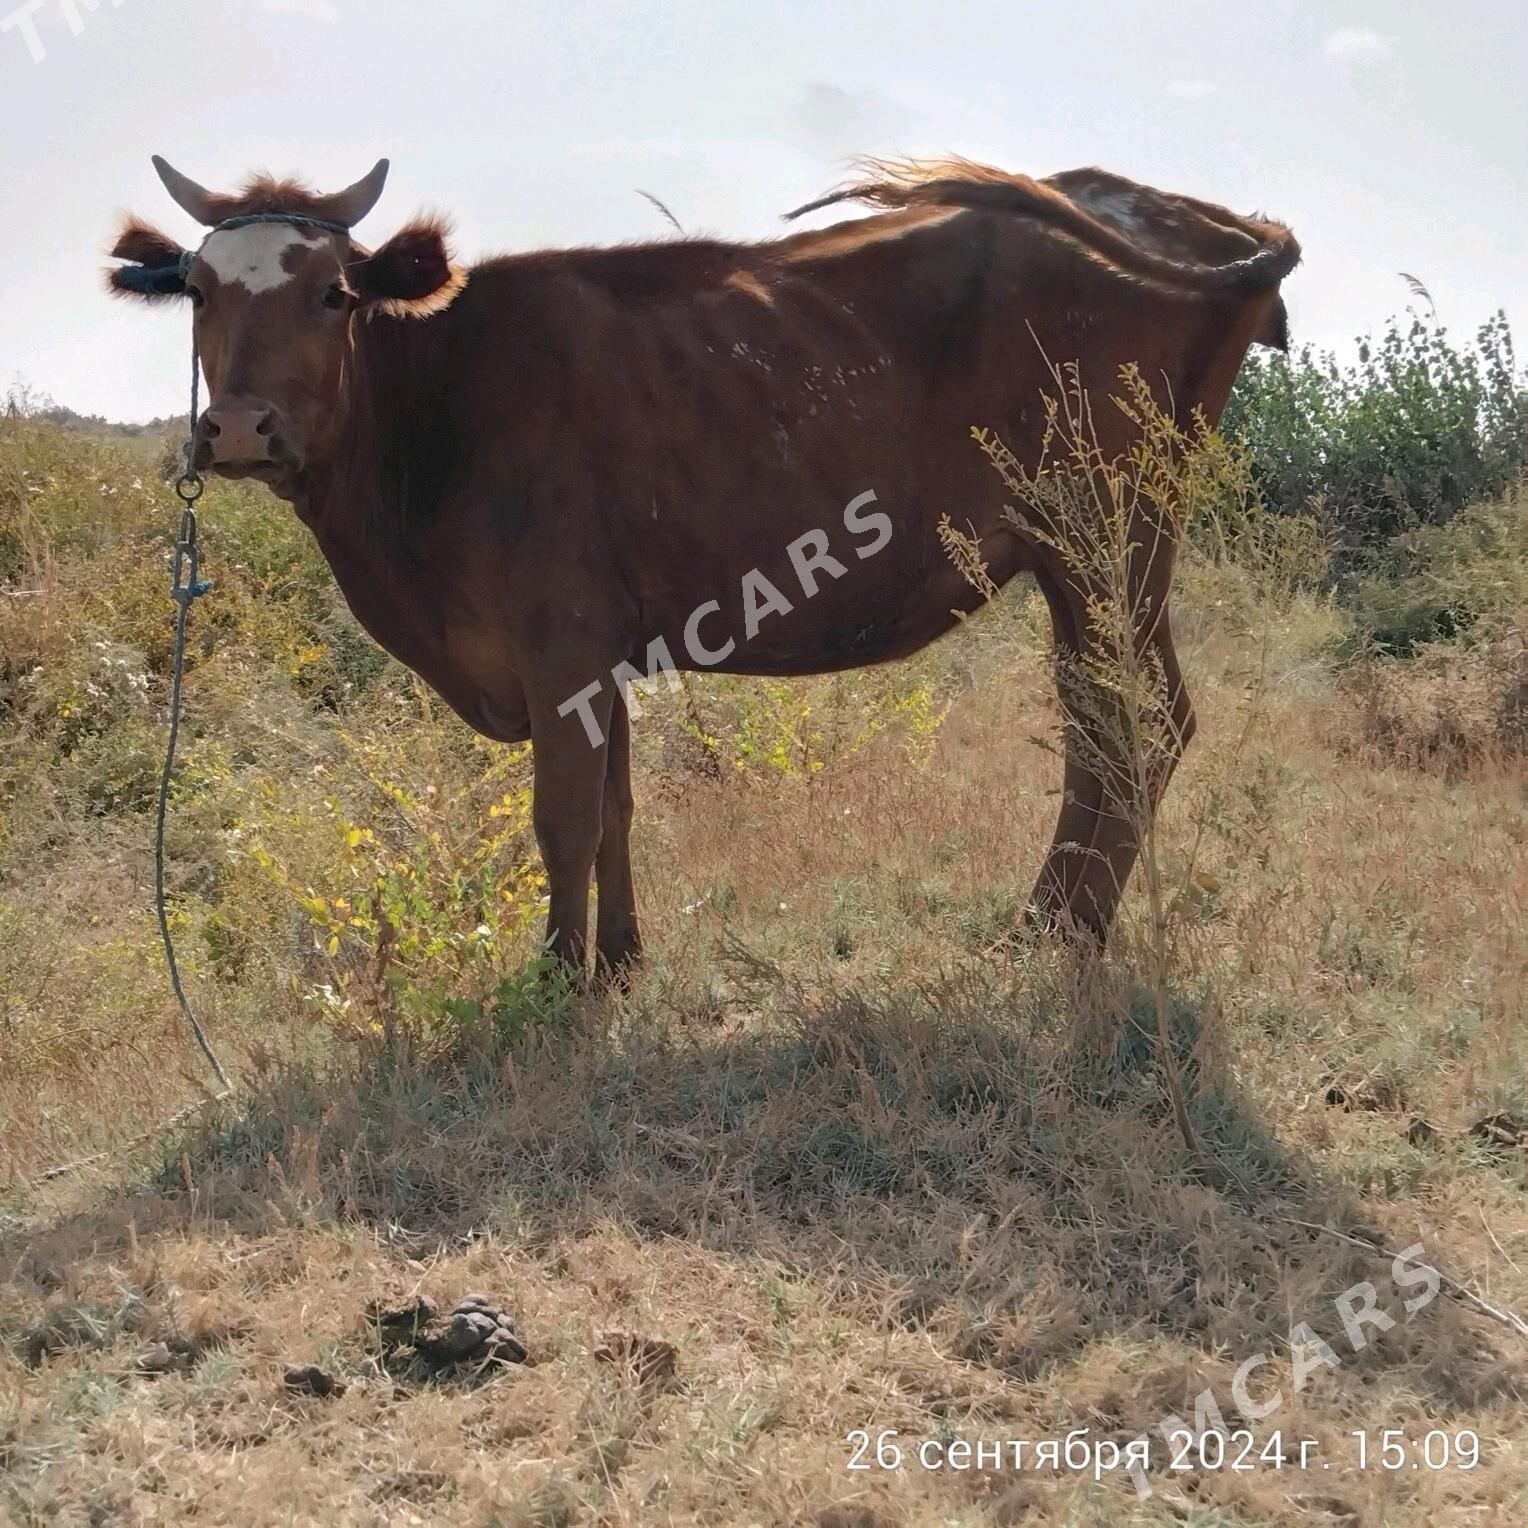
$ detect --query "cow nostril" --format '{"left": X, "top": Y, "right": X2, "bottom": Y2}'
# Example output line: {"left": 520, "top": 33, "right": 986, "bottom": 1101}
{"left": 203, "top": 417, "right": 222, "bottom": 438}
{"left": 255, "top": 414, "right": 275, "bottom": 437}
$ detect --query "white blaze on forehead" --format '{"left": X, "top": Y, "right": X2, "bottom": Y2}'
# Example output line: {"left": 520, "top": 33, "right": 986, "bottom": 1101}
{"left": 199, "top": 224, "right": 330, "bottom": 295}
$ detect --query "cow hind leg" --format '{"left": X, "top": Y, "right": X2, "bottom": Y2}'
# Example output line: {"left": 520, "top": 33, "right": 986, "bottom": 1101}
{"left": 1054, "top": 612, "right": 1197, "bottom": 940}
{"left": 1027, "top": 573, "right": 1108, "bottom": 933}
{"left": 594, "top": 693, "right": 642, "bottom": 984}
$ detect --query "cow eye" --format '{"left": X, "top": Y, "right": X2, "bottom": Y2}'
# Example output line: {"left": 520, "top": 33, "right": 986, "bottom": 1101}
{"left": 322, "top": 283, "right": 350, "bottom": 310}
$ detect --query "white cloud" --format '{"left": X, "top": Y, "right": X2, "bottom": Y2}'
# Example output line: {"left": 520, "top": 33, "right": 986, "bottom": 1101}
{"left": 1167, "top": 79, "right": 1217, "bottom": 101}
{"left": 263, "top": 0, "right": 341, "bottom": 21}
{"left": 1324, "top": 28, "right": 1391, "bottom": 60}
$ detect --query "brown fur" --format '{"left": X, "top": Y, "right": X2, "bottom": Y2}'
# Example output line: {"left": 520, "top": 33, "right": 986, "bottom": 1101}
{"left": 790, "top": 156, "right": 1299, "bottom": 293}
{"left": 104, "top": 218, "right": 188, "bottom": 300}
{"left": 724, "top": 269, "right": 775, "bottom": 304}
{"left": 108, "top": 217, "right": 186, "bottom": 266}
{"left": 186, "top": 172, "right": 339, "bottom": 226}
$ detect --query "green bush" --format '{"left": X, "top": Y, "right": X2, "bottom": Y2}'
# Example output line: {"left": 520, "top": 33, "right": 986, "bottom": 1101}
{"left": 1225, "top": 311, "right": 1526, "bottom": 561}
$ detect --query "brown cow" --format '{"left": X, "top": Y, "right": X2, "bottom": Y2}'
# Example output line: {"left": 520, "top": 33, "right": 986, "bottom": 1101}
{"left": 107, "top": 154, "right": 1297, "bottom": 978}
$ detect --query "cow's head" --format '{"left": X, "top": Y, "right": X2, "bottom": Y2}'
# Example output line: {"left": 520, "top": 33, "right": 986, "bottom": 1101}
{"left": 108, "top": 157, "right": 466, "bottom": 496}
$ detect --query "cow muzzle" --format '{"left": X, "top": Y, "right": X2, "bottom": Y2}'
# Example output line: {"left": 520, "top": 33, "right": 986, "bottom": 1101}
{"left": 195, "top": 402, "right": 301, "bottom": 479}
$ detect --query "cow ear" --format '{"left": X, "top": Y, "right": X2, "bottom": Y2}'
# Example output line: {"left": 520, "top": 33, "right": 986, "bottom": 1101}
{"left": 1253, "top": 294, "right": 1291, "bottom": 352}
{"left": 106, "top": 217, "right": 190, "bottom": 303}
{"left": 353, "top": 217, "right": 467, "bottom": 317}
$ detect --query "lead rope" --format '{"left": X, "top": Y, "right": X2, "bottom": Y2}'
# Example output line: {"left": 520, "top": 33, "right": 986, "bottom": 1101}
{"left": 155, "top": 334, "right": 232, "bottom": 1094}
{"left": 36, "top": 342, "right": 232, "bottom": 1182}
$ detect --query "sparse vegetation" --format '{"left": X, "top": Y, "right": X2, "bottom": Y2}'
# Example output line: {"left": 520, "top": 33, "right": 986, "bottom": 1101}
{"left": 1, "top": 353, "right": 1525, "bottom": 1525}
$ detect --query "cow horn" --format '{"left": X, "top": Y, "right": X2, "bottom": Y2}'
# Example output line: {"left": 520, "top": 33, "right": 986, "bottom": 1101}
{"left": 151, "top": 154, "right": 220, "bottom": 226}
{"left": 315, "top": 158, "right": 390, "bottom": 228}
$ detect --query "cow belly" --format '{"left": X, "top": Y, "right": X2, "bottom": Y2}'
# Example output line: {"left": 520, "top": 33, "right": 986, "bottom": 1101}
{"left": 656, "top": 534, "right": 1017, "bottom": 678}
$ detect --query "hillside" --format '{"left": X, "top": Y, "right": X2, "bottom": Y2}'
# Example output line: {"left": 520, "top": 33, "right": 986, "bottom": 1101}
{"left": 0, "top": 329, "right": 1525, "bottom": 1524}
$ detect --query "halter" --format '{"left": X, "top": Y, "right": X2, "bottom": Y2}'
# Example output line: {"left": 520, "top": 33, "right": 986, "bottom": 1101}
{"left": 114, "top": 210, "right": 355, "bottom": 295}
{"left": 204, "top": 211, "right": 352, "bottom": 237}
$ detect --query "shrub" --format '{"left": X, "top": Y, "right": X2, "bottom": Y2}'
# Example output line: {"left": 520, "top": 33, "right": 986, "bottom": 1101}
{"left": 1225, "top": 311, "right": 1527, "bottom": 561}
{"left": 1345, "top": 486, "right": 1528, "bottom": 653}
{"left": 1337, "top": 624, "right": 1527, "bottom": 773}
{"left": 963, "top": 364, "right": 1325, "bottom": 1151}
{"left": 235, "top": 704, "right": 549, "bottom": 1037}
{"left": 0, "top": 403, "right": 555, "bottom": 1057}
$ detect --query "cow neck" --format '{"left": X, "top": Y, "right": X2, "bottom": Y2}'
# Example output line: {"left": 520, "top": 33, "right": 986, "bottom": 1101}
{"left": 298, "top": 305, "right": 456, "bottom": 552}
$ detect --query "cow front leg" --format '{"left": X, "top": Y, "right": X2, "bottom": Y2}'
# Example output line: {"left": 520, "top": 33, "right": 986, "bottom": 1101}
{"left": 528, "top": 678, "right": 616, "bottom": 979}
{"left": 594, "top": 691, "right": 642, "bottom": 983}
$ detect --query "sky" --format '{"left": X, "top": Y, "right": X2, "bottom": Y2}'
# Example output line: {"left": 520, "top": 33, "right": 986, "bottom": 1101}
{"left": 2, "top": 0, "right": 1525, "bottom": 423}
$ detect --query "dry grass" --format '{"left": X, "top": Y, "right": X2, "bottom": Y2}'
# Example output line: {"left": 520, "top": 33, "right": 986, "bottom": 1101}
{"left": 2, "top": 414, "right": 1526, "bottom": 1525}
{"left": 1337, "top": 624, "right": 1528, "bottom": 775}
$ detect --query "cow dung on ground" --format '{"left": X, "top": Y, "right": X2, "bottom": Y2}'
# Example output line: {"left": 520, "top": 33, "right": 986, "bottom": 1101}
{"left": 283, "top": 1363, "right": 347, "bottom": 1398}
{"left": 365, "top": 1293, "right": 439, "bottom": 1345}
{"left": 368, "top": 1292, "right": 528, "bottom": 1370}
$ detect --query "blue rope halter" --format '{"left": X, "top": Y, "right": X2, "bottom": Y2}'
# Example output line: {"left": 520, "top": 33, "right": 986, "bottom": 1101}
{"left": 114, "top": 210, "right": 355, "bottom": 295}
